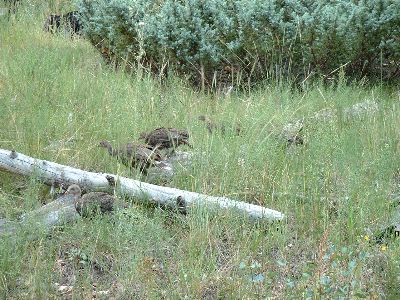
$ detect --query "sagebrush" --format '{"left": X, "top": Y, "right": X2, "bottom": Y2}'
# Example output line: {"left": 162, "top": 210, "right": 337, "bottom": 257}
{"left": 77, "top": 0, "right": 400, "bottom": 87}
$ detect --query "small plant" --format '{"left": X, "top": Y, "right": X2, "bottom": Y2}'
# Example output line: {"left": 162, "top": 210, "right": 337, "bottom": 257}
{"left": 67, "top": 247, "right": 90, "bottom": 267}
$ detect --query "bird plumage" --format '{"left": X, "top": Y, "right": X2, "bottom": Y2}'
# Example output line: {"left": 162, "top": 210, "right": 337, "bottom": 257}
{"left": 99, "top": 140, "right": 162, "bottom": 174}
{"left": 139, "top": 127, "right": 191, "bottom": 150}
{"left": 198, "top": 115, "right": 242, "bottom": 136}
{"left": 75, "top": 192, "right": 115, "bottom": 217}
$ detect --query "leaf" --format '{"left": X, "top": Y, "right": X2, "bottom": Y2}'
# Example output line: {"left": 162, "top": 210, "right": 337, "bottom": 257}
{"left": 239, "top": 261, "right": 246, "bottom": 269}
{"left": 276, "top": 259, "right": 287, "bottom": 267}
{"left": 348, "top": 259, "right": 357, "bottom": 271}
{"left": 249, "top": 273, "right": 265, "bottom": 283}
{"left": 250, "top": 261, "right": 261, "bottom": 269}
{"left": 320, "top": 275, "right": 331, "bottom": 286}
{"left": 353, "top": 291, "right": 368, "bottom": 298}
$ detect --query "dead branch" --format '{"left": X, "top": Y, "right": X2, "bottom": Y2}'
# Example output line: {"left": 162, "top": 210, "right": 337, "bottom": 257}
{"left": 0, "top": 149, "right": 285, "bottom": 221}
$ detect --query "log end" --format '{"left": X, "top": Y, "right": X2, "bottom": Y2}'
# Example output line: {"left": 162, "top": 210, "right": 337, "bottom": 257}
{"left": 106, "top": 175, "right": 116, "bottom": 187}
{"left": 10, "top": 150, "right": 17, "bottom": 159}
{"left": 176, "top": 196, "right": 186, "bottom": 214}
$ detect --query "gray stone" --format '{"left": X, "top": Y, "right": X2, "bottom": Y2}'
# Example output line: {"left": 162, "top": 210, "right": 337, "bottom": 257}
{"left": 344, "top": 100, "right": 379, "bottom": 119}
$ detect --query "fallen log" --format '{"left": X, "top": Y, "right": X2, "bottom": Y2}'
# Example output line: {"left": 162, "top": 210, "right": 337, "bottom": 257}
{"left": 0, "top": 218, "right": 17, "bottom": 235}
{"left": 0, "top": 186, "right": 117, "bottom": 236}
{"left": 0, "top": 149, "right": 285, "bottom": 221}
{"left": 0, "top": 201, "right": 79, "bottom": 236}
{"left": 20, "top": 194, "right": 80, "bottom": 228}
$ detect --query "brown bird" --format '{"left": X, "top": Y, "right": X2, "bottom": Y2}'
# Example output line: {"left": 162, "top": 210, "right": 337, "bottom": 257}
{"left": 62, "top": 184, "right": 82, "bottom": 200}
{"left": 139, "top": 127, "right": 191, "bottom": 150}
{"left": 198, "top": 115, "right": 242, "bottom": 136}
{"left": 75, "top": 191, "right": 116, "bottom": 218}
{"left": 286, "top": 128, "right": 304, "bottom": 146}
{"left": 373, "top": 209, "right": 400, "bottom": 244}
{"left": 60, "top": 184, "right": 116, "bottom": 218}
{"left": 99, "top": 140, "right": 163, "bottom": 174}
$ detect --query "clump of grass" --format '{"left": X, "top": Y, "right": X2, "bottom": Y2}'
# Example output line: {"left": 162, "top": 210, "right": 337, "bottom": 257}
{"left": 0, "top": 3, "right": 399, "bottom": 299}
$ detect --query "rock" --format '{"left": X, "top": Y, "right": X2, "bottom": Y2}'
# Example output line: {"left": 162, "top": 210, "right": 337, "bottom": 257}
{"left": 0, "top": 218, "right": 17, "bottom": 235}
{"left": 309, "top": 108, "right": 337, "bottom": 122}
{"left": 373, "top": 209, "right": 400, "bottom": 244}
{"left": 281, "top": 119, "right": 304, "bottom": 146}
{"left": 146, "top": 150, "right": 193, "bottom": 182}
{"left": 344, "top": 100, "right": 379, "bottom": 119}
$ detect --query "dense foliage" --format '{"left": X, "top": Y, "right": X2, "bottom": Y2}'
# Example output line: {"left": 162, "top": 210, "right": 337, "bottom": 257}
{"left": 77, "top": 0, "right": 400, "bottom": 85}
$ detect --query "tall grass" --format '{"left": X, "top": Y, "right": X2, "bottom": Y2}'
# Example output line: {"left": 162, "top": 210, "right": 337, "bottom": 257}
{"left": 0, "top": 3, "right": 399, "bottom": 299}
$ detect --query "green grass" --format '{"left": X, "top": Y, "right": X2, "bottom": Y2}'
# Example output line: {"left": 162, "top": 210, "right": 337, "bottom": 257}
{"left": 1, "top": 3, "right": 399, "bottom": 299}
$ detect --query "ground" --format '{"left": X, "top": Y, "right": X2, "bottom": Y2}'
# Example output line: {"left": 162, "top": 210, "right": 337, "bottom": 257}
{"left": 0, "top": 1, "right": 399, "bottom": 299}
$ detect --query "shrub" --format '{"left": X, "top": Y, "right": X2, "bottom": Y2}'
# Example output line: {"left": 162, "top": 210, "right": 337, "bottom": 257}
{"left": 76, "top": 0, "right": 400, "bottom": 87}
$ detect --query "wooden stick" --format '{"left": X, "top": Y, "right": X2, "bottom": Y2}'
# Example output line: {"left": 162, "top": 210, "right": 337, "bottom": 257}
{"left": 0, "top": 149, "right": 285, "bottom": 221}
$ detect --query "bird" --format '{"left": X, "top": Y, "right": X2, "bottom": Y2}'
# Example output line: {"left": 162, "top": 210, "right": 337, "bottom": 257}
{"left": 75, "top": 191, "right": 116, "bottom": 218}
{"left": 99, "top": 140, "right": 163, "bottom": 174}
{"left": 59, "top": 184, "right": 82, "bottom": 202}
{"left": 198, "top": 115, "right": 242, "bottom": 136}
{"left": 139, "top": 127, "right": 192, "bottom": 150}
{"left": 285, "top": 127, "right": 304, "bottom": 146}
{"left": 43, "top": 11, "right": 82, "bottom": 35}
{"left": 61, "top": 184, "right": 117, "bottom": 218}
{"left": 373, "top": 209, "right": 400, "bottom": 244}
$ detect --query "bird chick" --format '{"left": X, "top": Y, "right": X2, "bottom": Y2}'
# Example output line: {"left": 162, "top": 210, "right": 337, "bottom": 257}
{"left": 198, "top": 115, "right": 242, "bottom": 136}
{"left": 139, "top": 127, "right": 192, "bottom": 150}
{"left": 75, "top": 192, "right": 116, "bottom": 218}
{"left": 99, "top": 140, "right": 162, "bottom": 174}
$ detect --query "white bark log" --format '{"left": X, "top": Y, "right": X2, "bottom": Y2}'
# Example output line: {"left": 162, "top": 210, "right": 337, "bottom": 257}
{"left": 0, "top": 201, "right": 79, "bottom": 236}
{"left": 20, "top": 199, "right": 79, "bottom": 228}
{"left": 0, "top": 149, "right": 285, "bottom": 221}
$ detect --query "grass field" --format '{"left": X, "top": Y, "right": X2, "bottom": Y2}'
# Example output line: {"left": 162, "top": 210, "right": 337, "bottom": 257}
{"left": 0, "top": 2, "right": 399, "bottom": 299}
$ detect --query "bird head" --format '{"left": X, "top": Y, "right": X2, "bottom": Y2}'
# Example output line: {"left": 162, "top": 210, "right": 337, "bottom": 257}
{"left": 66, "top": 184, "right": 81, "bottom": 196}
{"left": 99, "top": 140, "right": 111, "bottom": 148}
{"left": 198, "top": 115, "right": 207, "bottom": 121}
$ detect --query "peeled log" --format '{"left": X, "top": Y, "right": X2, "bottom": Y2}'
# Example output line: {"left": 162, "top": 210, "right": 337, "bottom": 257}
{"left": 0, "top": 149, "right": 285, "bottom": 221}
{"left": 0, "top": 201, "right": 79, "bottom": 236}
{"left": 21, "top": 200, "right": 79, "bottom": 227}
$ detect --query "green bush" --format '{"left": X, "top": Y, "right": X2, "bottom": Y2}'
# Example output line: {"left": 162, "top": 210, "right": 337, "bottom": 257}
{"left": 76, "top": 0, "right": 400, "bottom": 86}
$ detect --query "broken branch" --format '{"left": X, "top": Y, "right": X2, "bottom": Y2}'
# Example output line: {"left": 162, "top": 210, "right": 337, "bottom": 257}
{"left": 0, "top": 149, "right": 285, "bottom": 221}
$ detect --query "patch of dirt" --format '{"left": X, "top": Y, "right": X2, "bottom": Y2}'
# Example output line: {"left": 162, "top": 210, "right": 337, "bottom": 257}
{"left": 201, "top": 283, "right": 219, "bottom": 300}
{"left": 52, "top": 243, "right": 120, "bottom": 299}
